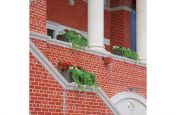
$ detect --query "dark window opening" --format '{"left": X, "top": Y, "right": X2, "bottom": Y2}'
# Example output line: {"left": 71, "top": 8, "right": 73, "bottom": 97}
{"left": 130, "top": 10, "right": 136, "bottom": 51}
{"left": 132, "top": 0, "right": 136, "bottom": 10}
{"left": 47, "top": 29, "right": 54, "bottom": 38}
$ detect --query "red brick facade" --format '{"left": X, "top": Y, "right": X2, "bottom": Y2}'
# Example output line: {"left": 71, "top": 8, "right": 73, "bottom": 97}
{"left": 30, "top": 0, "right": 146, "bottom": 114}
{"left": 30, "top": 53, "right": 113, "bottom": 115}
{"left": 110, "top": 10, "right": 131, "bottom": 50}
{"left": 47, "top": 0, "right": 88, "bottom": 32}
{"left": 110, "top": 0, "right": 133, "bottom": 8}
{"left": 46, "top": 0, "right": 132, "bottom": 50}
{"left": 47, "top": 0, "right": 110, "bottom": 39}
{"left": 29, "top": 0, "right": 134, "bottom": 50}
{"left": 30, "top": 38, "right": 146, "bottom": 114}
{"left": 31, "top": 38, "right": 146, "bottom": 98}
{"left": 30, "top": 0, "right": 47, "bottom": 34}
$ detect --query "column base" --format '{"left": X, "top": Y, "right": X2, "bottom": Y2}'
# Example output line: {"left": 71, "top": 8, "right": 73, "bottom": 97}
{"left": 89, "top": 46, "right": 110, "bottom": 55}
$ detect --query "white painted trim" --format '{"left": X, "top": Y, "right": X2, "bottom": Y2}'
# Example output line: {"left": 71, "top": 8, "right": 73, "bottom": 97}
{"left": 30, "top": 31, "right": 51, "bottom": 40}
{"left": 109, "top": 6, "right": 132, "bottom": 12}
{"left": 104, "top": 6, "right": 133, "bottom": 11}
{"left": 111, "top": 92, "right": 147, "bottom": 107}
{"left": 46, "top": 20, "right": 110, "bottom": 45}
{"left": 68, "top": 0, "right": 75, "bottom": 5}
{"left": 82, "top": 0, "right": 132, "bottom": 12}
{"left": 30, "top": 32, "right": 146, "bottom": 67}
{"left": 104, "top": 39, "right": 110, "bottom": 46}
{"left": 30, "top": 40, "right": 120, "bottom": 115}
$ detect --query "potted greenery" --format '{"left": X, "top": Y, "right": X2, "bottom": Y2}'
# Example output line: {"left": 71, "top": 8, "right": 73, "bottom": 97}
{"left": 57, "top": 61, "right": 74, "bottom": 83}
{"left": 57, "top": 29, "right": 88, "bottom": 50}
{"left": 57, "top": 61, "right": 98, "bottom": 91}
{"left": 112, "top": 46, "right": 139, "bottom": 60}
{"left": 112, "top": 46, "right": 123, "bottom": 56}
{"left": 69, "top": 67, "right": 98, "bottom": 91}
{"left": 56, "top": 29, "right": 69, "bottom": 42}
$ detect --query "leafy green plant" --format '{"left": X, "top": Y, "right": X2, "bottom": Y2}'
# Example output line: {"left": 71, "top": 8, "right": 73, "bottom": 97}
{"left": 69, "top": 67, "right": 98, "bottom": 91}
{"left": 58, "top": 29, "right": 88, "bottom": 49}
{"left": 112, "top": 46, "right": 139, "bottom": 60}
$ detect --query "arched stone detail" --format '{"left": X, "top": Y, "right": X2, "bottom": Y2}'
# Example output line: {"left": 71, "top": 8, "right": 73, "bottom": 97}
{"left": 111, "top": 92, "right": 146, "bottom": 115}
{"left": 111, "top": 92, "right": 146, "bottom": 106}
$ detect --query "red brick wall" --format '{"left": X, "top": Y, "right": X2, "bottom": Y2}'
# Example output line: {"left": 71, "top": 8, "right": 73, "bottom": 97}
{"left": 47, "top": 0, "right": 87, "bottom": 32}
{"left": 46, "top": 0, "right": 110, "bottom": 39}
{"left": 109, "top": 0, "right": 133, "bottom": 51}
{"left": 29, "top": 0, "right": 133, "bottom": 51}
{"left": 30, "top": 0, "right": 47, "bottom": 34}
{"left": 110, "top": 0, "right": 133, "bottom": 8}
{"left": 110, "top": 10, "right": 131, "bottom": 50}
{"left": 30, "top": 1, "right": 145, "bottom": 114}
{"left": 31, "top": 38, "right": 146, "bottom": 99}
{"left": 104, "top": 10, "right": 111, "bottom": 39}
{"left": 46, "top": 0, "right": 132, "bottom": 51}
{"left": 30, "top": 53, "right": 113, "bottom": 115}
{"left": 105, "top": 45, "right": 111, "bottom": 52}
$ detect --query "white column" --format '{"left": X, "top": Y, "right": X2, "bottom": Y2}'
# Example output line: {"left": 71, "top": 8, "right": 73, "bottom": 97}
{"left": 88, "top": 0, "right": 106, "bottom": 52}
{"left": 136, "top": 0, "right": 146, "bottom": 63}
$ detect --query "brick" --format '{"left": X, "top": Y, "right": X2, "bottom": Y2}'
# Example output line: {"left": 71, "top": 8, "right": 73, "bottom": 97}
{"left": 30, "top": 39, "right": 146, "bottom": 114}
{"left": 30, "top": 0, "right": 146, "bottom": 114}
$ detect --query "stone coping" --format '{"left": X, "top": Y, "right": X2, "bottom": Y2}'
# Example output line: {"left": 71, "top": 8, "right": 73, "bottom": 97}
{"left": 30, "top": 31, "right": 146, "bottom": 67}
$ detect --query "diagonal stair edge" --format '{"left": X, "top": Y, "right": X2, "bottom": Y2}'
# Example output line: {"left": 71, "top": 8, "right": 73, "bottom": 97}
{"left": 30, "top": 40, "right": 121, "bottom": 115}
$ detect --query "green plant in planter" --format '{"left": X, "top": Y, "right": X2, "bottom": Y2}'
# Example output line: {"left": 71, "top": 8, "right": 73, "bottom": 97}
{"left": 112, "top": 46, "right": 125, "bottom": 53}
{"left": 69, "top": 67, "right": 98, "bottom": 91}
{"left": 130, "top": 50, "right": 139, "bottom": 60}
{"left": 112, "top": 46, "right": 121, "bottom": 51}
{"left": 112, "top": 46, "right": 139, "bottom": 60}
{"left": 65, "top": 30, "right": 88, "bottom": 49}
{"left": 123, "top": 48, "right": 132, "bottom": 58}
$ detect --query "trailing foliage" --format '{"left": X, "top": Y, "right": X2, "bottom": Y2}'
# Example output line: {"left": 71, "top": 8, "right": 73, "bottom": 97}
{"left": 69, "top": 67, "right": 98, "bottom": 91}
{"left": 112, "top": 46, "right": 139, "bottom": 60}
{"left": 58, "top": 29, "right": 88, "bottom": 49}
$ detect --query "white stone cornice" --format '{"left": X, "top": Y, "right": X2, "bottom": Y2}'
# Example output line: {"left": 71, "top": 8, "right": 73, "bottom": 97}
{"left": 109, "top": 6, "right": 132, "bottom": 12}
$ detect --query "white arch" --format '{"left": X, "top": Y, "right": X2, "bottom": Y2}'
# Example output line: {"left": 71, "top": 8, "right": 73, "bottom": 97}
{"left": 111, "top": 91, "right": 147, "bottom": 107}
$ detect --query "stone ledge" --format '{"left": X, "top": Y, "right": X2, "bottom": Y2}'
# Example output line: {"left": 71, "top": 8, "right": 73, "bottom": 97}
{"left": 30, "top": 31, "right": 146, "bottom": 67}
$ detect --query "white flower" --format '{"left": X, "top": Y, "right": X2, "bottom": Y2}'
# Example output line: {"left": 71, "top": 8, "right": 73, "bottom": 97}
{"left": 113, "top": 46, "right": 119, "bottom": 48}
{"left": 69, "top": 67, "right": 74, "bottom": 70}
{"left": 58, "top": 31, "right": 66, "bottom": 35}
